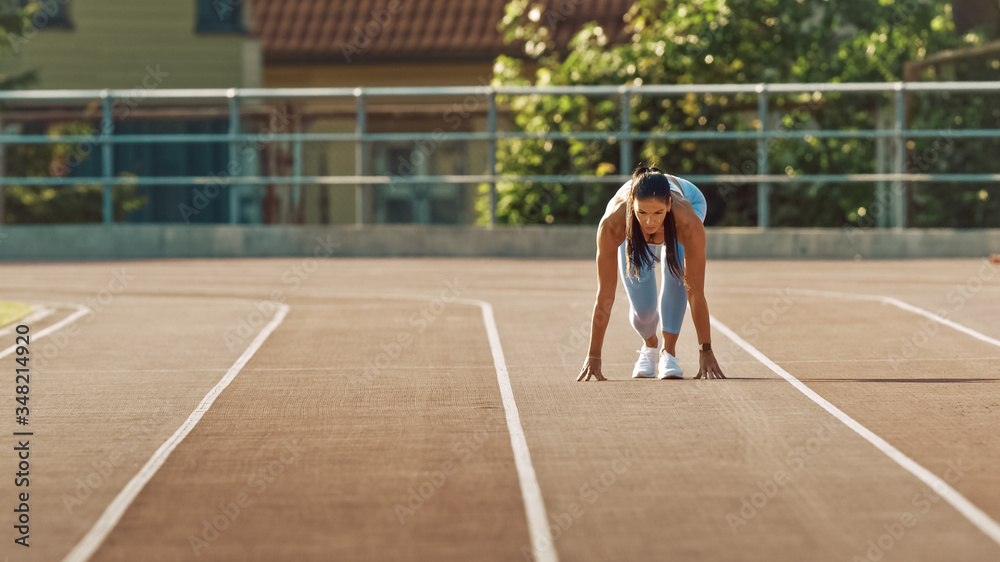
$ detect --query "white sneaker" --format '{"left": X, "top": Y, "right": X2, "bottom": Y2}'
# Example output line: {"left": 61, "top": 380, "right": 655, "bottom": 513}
{"left": 657, "top": 351, "right": 684, "bottom": 379}
{"left": 632, "top": 346, "right": 658, "bottom": 378}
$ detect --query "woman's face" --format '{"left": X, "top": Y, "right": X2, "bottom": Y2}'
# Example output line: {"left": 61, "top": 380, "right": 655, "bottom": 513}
{"left": 633, "top": 197, "right": 671, "bottom": 235}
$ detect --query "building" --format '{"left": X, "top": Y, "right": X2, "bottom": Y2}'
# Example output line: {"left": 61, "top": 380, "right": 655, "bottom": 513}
{"left": 253, "top": 0, "right": 632, "bottom": 226}
{"left": 1, "top": 0, "right": 632, "bottom": 224}
{"left": 1, "top": 0, "right": 261, "bottom": 89}
{"left": 0, "top": 0, "right": 263, "bottom": 223}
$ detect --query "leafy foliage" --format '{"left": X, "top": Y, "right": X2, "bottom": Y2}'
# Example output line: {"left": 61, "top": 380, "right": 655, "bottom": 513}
{"left": 0, "top": 0, "right": 36, "bottom": 89}
{"left": 1, "top": 2, "right": 146, "bottom": 223}
{"left": 484, "top": 0, "right": 1000, "bottom": 227}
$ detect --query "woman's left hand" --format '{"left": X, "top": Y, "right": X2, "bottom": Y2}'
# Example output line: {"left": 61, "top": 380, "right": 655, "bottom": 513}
{"left": 695, "top": 350, "right": 727, "bottom": 380}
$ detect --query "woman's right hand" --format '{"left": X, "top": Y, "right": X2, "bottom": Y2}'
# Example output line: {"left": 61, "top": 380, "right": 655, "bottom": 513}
{"left": 576, "top": 356, "right": 607, "bottom": 382}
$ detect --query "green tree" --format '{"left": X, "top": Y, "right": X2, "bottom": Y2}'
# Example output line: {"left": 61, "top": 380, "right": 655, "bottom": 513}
{"left": 0, "top": 0, "right": 36, "bottom": 89}
{"left": 1, "top": 1, "right": 147, "bottom": 223}
{"left": 483, "top": 0, "right": 999, "bottom": 227}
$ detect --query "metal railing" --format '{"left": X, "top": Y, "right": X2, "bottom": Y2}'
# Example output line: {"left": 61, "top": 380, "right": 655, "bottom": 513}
{"left": 1, "top": 81, "right": 998, "bottom": 227}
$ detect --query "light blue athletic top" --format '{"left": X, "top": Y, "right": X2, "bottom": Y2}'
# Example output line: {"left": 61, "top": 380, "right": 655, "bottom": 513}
{"left": 668, "top": 175, "right": 687, "bottom": 196}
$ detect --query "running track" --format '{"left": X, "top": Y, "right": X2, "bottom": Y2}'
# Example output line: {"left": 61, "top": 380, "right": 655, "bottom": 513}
{"left": 1, "top": 257, "right": 998, "bottom": 561}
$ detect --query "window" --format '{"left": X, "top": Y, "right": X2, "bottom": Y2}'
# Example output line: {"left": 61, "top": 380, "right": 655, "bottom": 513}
{"left": 196, "top": 0, "right": 243, "bottom": 33}
{"left": 18, "top": 0, "right": 71, "bottom": 29}
{"left": 371, "top": 145, "right": 466, "bottom": 225}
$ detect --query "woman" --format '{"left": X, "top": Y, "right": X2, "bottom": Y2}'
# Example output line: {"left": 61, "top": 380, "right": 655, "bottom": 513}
{"left": 576, "top": 166, "right": 726, "bottom": 381}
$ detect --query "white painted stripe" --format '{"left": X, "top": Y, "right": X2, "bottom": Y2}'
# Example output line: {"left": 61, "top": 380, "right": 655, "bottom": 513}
{"left": 711, "top": 315, "right": 1000, "bottom": 545}
{"left": 0, "top": 305, "right": 53, "bottom": 336}
{"left": 717, "top": 286, "right": 1000, "bottom": 352}
{"left": 191, "top": 289, "right": 554, "bottom": 559}
{"left": 318, "top": 292, "right": 557, "bottom": 559}
{"left": 783, "top": 288, "right": 1000, "bottom": 349}
{"left": 477, "top": 300, "right": 558, "bottom": 562}
{"left": 881, "top": 296, "right": 1000, "bottom": 348}
{"left": 63, "top": 304, "right": 290, "bottom": 562}
{"left": 0, "top": 305, "right": 89, "bottom": 359}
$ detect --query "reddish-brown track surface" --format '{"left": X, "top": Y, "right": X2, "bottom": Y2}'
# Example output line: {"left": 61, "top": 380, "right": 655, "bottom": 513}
{"left": 1, "top": 257, "right": 998, "bottom": 561}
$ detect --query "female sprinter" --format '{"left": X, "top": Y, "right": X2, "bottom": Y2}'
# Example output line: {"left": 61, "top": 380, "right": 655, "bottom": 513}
{"left": 576, "top": 166, "right": 726, "bottom": 381}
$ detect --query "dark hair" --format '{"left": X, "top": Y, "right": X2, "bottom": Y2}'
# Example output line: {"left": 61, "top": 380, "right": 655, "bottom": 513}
{"left": 624, "top": 166, "right": 684, "bottom": 281}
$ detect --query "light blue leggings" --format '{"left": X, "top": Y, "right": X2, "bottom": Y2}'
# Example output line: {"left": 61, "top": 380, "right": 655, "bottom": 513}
{"left": 617, "top": 176, "right": 707, "bottom": 338}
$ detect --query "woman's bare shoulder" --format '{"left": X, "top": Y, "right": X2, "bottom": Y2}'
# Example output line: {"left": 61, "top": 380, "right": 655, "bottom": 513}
{"left": 598, "top": 186, "right": 629, "bottom": 243}
{"left": 603, "top": 182, "right": 632, "bottom": 215}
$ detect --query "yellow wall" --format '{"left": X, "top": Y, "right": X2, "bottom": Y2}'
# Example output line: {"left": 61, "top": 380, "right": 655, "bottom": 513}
{"left": 0, "top": 0, "right": 259, "bottom": 89}
{"left": 300, "top": 116, "right": 357, "bottom": 226}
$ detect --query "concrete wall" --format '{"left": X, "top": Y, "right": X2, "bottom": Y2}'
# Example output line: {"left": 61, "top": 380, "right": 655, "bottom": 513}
{"left": 1, "top": 225, "right": 998, "bottom": 262}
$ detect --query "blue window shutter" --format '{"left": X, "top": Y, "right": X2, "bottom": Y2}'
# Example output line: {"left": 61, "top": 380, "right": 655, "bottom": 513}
{"left": 196, "top": 0, "right": 244, "bottom": 33}
{"left": 18, "top": 0, "right": 71, "bottom": 29}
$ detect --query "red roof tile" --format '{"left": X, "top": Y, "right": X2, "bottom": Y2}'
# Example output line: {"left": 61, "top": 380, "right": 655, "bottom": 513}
{"left": 254, "top": 0, "right": 633, "bottom": 64}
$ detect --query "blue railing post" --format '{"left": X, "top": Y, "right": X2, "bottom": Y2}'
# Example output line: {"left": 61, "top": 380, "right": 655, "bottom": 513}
{"left": 619, "top": 86, "right": 632, "bottom": 177}
{"left": 101, "top": 91, "right": 114, "bottom": 224}
{"left": 875, "top": 101, "right": 889, "bottom": 228}
{"left": 355, "top": 88, "right": 366, "bottom": 225}
{"left": 893, "top": 84, "right": 907, "bottom": 229}
{"left": 293, "top": 127, "right": 303, "bottom": 225}
{"left": 0, "top": 105, "right": 4, "bottom": 224}
{"left": 756, "top": 84, "right": 770, "bottom": 228}
{"left": 227, "top": 90, "right": 240, "bottom": 224}
{"left": 487, "top": 89, "right": 497, "bottom": 227}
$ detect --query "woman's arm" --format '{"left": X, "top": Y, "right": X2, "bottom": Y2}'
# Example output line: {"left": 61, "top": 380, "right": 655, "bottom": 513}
{"left": 683, "top": 223, "right": 727, "bottom": 379}
{"left": 577, "top": 221, "right": 619, "bottom": 381}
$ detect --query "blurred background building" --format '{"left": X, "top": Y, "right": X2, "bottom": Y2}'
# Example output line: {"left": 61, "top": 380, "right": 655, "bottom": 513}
{"left": 0, "top": 0, "right": 264, "bottom": 223}
{"left": 0, "top": 0, "right": 633, "bottom": 225}
{"left": 253, "top": 0, "right": 631, "bottom": 226}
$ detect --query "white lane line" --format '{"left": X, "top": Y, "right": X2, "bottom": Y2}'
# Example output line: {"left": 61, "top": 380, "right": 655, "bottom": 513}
{"left": 785, "top": 288, "right": 1000, "bottom": 349}
{"left": 282, "top": 290, "right": 556, "bottom": 559}
{"left": 476, "top": 300, "right": 558, "bottom": 562}
{"left": 0, "top": 305, "right": 53, "bottom": 336}
{"left": 63, "top": 304, "right": 291, "bottom": 562}
{"left": 712, "top": 315, "right": 1000, "bottom": 546}
{"left": 718, "top": 286, "right": 1000, "bottom": 349}
{"left": 329, "top": 291, "right": 557, "bottom": 560}
{"left": 0, "top": 305, "right": 89, "bottom": 358}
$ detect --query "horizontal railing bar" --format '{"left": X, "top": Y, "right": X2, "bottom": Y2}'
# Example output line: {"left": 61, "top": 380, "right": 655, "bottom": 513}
{"left": 2, "top": 129, "right": 997, "bottom": 145}
{"left": 3, "top": 173, "right": 999, "bottom": 186}
{"left": 0, "top": 82, "right": 999, "bottom": 102}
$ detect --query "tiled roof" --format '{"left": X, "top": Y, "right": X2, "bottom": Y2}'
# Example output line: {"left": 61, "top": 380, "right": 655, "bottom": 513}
{"left": 254, "top": 0, "right": 633, "bottom": 64}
